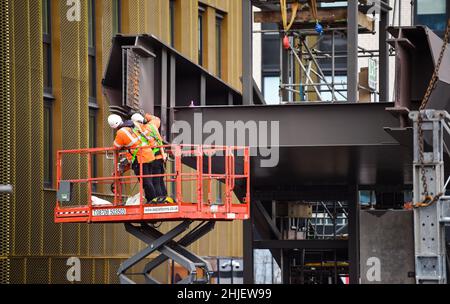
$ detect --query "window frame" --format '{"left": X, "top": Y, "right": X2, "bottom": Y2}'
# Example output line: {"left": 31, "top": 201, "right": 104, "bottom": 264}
{"left": 198, "top": 6, "right": 205, "bottom": 66}
{"left": 88, "top": 0, "right": 97, "bottom": 105}
{"left": 43, "top": 0, "right": 52, "bottom": 94}
{"left": 170, "top": 0, "right": 176, "bottom": 47}
{"left": 112, "top": 0, "right": 122, "bottom": 36}
{"left": 414, "top": 0, "right": 449, "bottom": 37}
{"left": 89, "top": 108, "right": 98, "bottom": 192}
{"left": 216, "top": 13, "right": 223, "bottom": 78}
{"left": 43, "top": 0, "right": 54, "bottom": 188}
{"left": 43, "top": 99, "right": 53, "bottom": 188}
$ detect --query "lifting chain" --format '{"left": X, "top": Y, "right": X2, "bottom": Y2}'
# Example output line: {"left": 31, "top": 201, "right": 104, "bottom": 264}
{"left": 415, "top": 20, "right": 450, "bottom": 208}
{"left": 127, "top": 50, "right": 141, "bottom": 108}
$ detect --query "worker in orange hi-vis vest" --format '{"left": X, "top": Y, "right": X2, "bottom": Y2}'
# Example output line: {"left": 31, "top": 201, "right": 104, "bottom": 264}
{"left": 131, "top": 112, "right": 174, "bottom": 204}
{"left": 108, "top": 114, "right": 157, "bottom": 203}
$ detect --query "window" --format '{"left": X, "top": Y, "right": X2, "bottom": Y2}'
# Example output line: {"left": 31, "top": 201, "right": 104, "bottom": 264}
{"left": 198, "top": 7, "right": 205, "bottom": 65}
{"left": 43, "top": 0, "right": 53, "bottom": 187}
{"left": 89, "top": 109, "right": 97, "bottom": 192}
{"left": 43, "top": 0, "right": 52, "bottom": 93}
{"left": 263, "top": 76, "right": 280, "bottom": 105}
{"left": 88, "top": 0, "right": 98, "bottom": 191}
{"left": 415, "top": 0, "right": 448, "bottom": 37}
{"left": 261, "top": 23, "right": 281, "bottom": 104}
{"left": 170, "top": 0, "right": 176, "bottom": 47}
{"left": 88, "top": 0, "right": 97, "bottom": 104}
{"left": 216, "top": 14, "right": 223, "bottom": 78}
{"left": 44, "top": 101, "right": 53, "bottom": 188}
{"left": 112, "top": 0, "right": 121, "bottom": 36}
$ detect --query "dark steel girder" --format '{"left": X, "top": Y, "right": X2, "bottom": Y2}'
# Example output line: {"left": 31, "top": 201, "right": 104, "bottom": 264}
{"left": 173, "top": 102, "right": 412, "bottom": 188}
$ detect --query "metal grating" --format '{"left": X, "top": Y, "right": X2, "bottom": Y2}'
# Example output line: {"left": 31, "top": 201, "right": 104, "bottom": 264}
{"left": 43, "top": 191, "right": 61, "bottom": 255}
{"left": 26, "top": 258, "right": 48, "bottom": 284}
{"left": 93, "top": 259, "right": 106, "bottom": 284}
{"left": 0, "top": 258, "right": 10, "bottom": 284}
{"left": 102, "top": 0, "right": 115, "bottom": 188}
{"left": 0, "top": 0, "right": 12, "bottom": 284}
{"left": 9, "top": 258, "right": 25, "bottom": 284}
{"left": 12, "top": 0, "right": 32, "bottom": 257}
{"left": 29, "top": 0, "right": 44, "bottom": 256}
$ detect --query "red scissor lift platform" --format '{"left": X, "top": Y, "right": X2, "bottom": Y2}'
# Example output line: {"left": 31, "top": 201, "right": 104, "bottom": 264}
{"left": 54, "top": 144, "right": 250, "bottom": 284}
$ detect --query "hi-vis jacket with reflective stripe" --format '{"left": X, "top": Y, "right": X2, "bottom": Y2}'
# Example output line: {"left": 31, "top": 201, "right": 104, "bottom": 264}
{"left": 144, "top": 114, "right": 167, "bottom": 161}
{"left": 113, "top": 126, "right": 155, "bottom": 164}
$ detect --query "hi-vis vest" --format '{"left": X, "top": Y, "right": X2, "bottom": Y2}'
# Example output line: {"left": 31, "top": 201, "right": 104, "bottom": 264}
{"left": 114, "top": 127, "right": 155, "bottom": 164}
{"left": 134, "top": 122, "right": 167, "bottom": 161}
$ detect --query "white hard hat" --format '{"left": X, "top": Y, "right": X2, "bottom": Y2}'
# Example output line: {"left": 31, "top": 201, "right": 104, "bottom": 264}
{"left": 131, "top": 113, "right": 145, "bottom": 124}
{"left": 108, "top": 114, "right": 123, "bottom": 129}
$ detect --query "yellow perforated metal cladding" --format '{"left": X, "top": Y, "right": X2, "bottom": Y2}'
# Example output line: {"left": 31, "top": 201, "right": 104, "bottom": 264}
{"left": 5, "top": 0, "right": 244, "bottom": 284}
{"left": 0, "top": 0, "right": 12, "bottom": 284}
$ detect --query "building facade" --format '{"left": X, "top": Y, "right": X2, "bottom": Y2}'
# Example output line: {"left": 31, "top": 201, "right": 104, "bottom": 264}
{"left": 1, "top": 0, "right": 244, "bottom": 284}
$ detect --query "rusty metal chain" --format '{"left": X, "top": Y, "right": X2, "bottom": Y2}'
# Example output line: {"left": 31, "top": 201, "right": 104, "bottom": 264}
{"left": 127, "top": 50, "right": 141, "bottom": 108}
{"left": 416, "top": 20, "right": 450, "bottom": 207}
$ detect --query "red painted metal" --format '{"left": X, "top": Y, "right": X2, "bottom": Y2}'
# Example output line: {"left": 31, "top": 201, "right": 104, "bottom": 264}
{"left": 54, "top": 145, "right": 250, "bottom": 224}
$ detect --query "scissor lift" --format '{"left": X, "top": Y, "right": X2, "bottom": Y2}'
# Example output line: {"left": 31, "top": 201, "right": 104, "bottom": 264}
{"left": 54, "top": 145, "right": 250, "bottom": 284}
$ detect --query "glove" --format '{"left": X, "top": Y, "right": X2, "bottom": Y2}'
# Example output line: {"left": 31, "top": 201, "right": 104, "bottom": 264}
{"left": 118, "top": 157, "right": 131, "bottom": 174}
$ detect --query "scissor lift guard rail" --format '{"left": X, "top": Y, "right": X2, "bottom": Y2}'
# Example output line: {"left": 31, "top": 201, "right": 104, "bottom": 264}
{"left": 54, "top": 144, "right": 250, "bottom": 284}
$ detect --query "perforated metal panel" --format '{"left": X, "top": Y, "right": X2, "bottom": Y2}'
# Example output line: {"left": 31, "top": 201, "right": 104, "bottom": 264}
{"left": 128, "top": 0, "right": 146, "bottom": 34}
{"left": 12, "top": 0, "right": 32, "bottom": 257}
{"left": 29, "top": 0, "right": 45, "bottom": 257}
{"left": 9, "top": 258, "right": 25, "bottom": 284}
{"left": 0, "top": 0, "right": 12, "bottom": 284}
{"left": 4, "top": 0, "right": 244, "bottom": 284}
{"left": 101, "top": 0, "right": 115, "bottom": 198}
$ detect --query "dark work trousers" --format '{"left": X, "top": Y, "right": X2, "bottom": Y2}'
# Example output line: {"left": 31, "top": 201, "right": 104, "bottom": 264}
{"left": 132, "top": 162, "right": 156, "bottom": 202}
{"left": 152, "top": 159, "right": 168, "bottom": 197}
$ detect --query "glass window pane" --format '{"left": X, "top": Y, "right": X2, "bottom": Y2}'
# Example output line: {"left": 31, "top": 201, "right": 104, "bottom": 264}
{"left": 170, "top": 0, "right": 175, "bottom": 47}
{"left": 89, "top": 55, "right": 96, "bottom": 99}
{"left": 42, "top": 0, "right": 49, "bottom": 34}
{"left": 88, "top": 0, "right": 95, "bottom": 48}
{"left": 89, "top": 110, "right": 97, "bottom": 191}
{"left": 263, "top": 76, "right": 280, "bottom": 105}
{"left": 198, "top": 12, "right": 203, "bottom": 65}
{"left": 417, "top": 0, "right": 446, "bottom": 15}
{"left": 216, "top": 17, "right": 222, "bottom": 78}
{"left": 44, "top": 103, "right": 52, "bottom": 186}
{"left": 43, "top": 43, "right": 51, "bottom": 90}
{"left": 112, "top": 0, "right": 120, "bottom": 35}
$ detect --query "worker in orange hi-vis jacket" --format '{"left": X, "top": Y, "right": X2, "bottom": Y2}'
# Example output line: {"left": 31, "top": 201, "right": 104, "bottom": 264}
{"left": 131, "top": 112, "right": 174, "bottom": 204}
{"left": 108, "top": 114, "right": 157, "bottom": 203}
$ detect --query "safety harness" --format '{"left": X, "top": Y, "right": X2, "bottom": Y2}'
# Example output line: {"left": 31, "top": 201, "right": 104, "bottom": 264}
{"left": 130, "top": 125, "right": 162, "bottom": 164}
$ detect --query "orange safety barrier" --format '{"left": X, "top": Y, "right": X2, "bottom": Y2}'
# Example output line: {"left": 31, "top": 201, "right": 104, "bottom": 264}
{"left": 54, "top": 145, "right": 250, "bottom": 223}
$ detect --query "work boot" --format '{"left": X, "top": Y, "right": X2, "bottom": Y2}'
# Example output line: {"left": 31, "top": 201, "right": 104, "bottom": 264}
{"left": 165, "top": 196, "right": 176, "bottom": 204}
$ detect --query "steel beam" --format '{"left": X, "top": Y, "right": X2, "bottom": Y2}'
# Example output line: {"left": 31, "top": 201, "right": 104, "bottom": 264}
{"left": 242, "top": 0, "right": 253, "bottom": 105}
{"left": 253, "top": 239, "right": 348, "bottom": 249}
{"left": 347, "top": 0, "right": 359, "bottom": 102}
{"left": 243, "top": 203, "right": 254, "bottom": 284}
{"left": 348, "top": 184, "right": 360, "bottom": 284}
{"left": 379, "top": 9, "right": 389, "bottom": 102}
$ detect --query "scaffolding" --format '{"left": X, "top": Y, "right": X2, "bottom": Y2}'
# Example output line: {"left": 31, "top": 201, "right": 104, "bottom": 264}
{"left": 253, "top": 0, "right": 398, "bottom": 104}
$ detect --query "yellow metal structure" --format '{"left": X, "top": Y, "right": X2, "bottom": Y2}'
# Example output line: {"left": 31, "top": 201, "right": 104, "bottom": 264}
{"left": 2, "top": 0, "right": 244, "bottom": 284}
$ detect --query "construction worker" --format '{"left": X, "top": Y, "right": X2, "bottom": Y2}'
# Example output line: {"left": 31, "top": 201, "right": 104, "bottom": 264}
{"left": 108, "top": 114, "right": 157, "bottom": 203}
{"left": 131, "top": 112, "right": 172, "bottom": 204}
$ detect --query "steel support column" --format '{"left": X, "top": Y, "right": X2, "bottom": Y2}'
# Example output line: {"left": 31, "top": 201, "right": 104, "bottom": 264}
{"left": 242, "top": 0, "right": 253, "bottom": 105}
{"left": 281, "top": 42, "right": 290, "bottom": 102}
{"left": 243, "top": 0, "right": 254, "bottom": 284}
{"left": 347, "top": 0, "right": 359, "bottom": 102}
{"left": 348, "top": 184, "right": 360, "bottom": 284}
{"left": 243, "top": 206, "right": 254, "bottom": 284}
{"left": 379, "top": 5, "right": 389, "bottom": 102}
